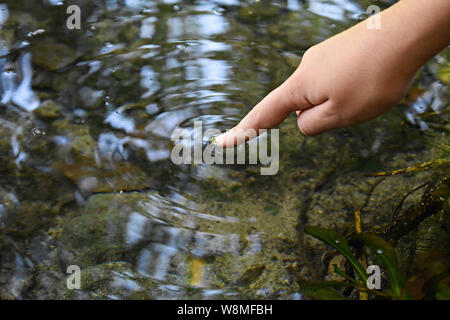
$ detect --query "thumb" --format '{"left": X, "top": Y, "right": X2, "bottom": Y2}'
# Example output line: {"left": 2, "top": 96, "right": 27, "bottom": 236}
{"left": 216, "top": 73, "right": 310, "bottom": 147}
{"left": 296, "top": 100, "right": 338, "bottom": 136}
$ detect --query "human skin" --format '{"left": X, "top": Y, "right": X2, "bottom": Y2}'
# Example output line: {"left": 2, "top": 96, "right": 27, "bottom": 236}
{"left": 215, "top": 0, "right": 450, "bottom": 147}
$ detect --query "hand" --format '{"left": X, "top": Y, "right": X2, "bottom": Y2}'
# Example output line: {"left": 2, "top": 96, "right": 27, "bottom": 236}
{"left": 216, "top": 0, "right": 450, "bottom": 147}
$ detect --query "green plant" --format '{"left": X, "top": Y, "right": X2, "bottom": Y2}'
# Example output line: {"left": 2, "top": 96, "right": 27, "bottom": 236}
{"left": 301, "top": 226, "right": 415, "bottom": 300}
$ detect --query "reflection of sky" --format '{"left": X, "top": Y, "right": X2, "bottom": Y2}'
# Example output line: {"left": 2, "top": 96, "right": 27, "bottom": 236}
{"left": 187, "top": 14, "right": 229, "bottom": 37}
{"left": 141, "top": 65, "right": 161, "bottom": 98}
{"left": 287, "top": 0, "right": 301, "bottom": 11}
{"left": 308, "top": 0, "right": 362, "bottom": 20}
{"left": 167, "top": 13, "right": 230, "bottom": 40}
{"left": 0, "top": 4, "right": 8, "bottom": 25}
{"left": 140, "top": 17, "right": 156, "bottom": 39}
{"left": 184, "top": 58, "right": 230, "bottom": 85}
{"left": 167, "top": 17, "right": 183, "bottom": 40}
{"left": 1, "top": 53, "right": 39, "bottom": 112}
{"left": 198, "top": 58, "right": 230, "bottom": 85}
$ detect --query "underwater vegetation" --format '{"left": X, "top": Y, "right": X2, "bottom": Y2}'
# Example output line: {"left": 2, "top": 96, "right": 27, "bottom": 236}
{"left": 300, "top": 160, "right": 449, "bottom": 300}
{"left": 0, "top": 0, "right": 448, "bottom": 299}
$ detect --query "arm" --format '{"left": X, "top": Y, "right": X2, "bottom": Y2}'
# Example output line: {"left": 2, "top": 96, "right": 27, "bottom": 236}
{"left": 216, "top": 0, "right": 450, "bottom": 147}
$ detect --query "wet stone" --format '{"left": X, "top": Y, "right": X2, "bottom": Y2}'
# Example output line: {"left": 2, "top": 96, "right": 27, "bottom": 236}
{"left": 34, "top": 100, "right": 62, "bottom": 120}
{"left": 31, "top": 39, "right": 77, "bottom": 71}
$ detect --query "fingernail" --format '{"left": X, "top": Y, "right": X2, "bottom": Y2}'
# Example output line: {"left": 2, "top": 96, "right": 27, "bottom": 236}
{"left": 215, "top": 133, "right": 225, "bottom": 146}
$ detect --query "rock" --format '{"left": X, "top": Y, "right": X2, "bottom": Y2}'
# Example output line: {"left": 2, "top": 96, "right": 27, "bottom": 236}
{"left": 437, "top": 63, "right": 450, "bottom": 85}
{"left": 57, "top": 160, "right": 152, "bottom": 193}
{"left": 34, "top": 100, "right": 62, "bottom": 120}
{"left": 52, "top": 119, "right": 97, "bottom": 159}
{"left": 58, "top": 193, "right": 136, "bottom": 268}
{"left": 31, "top": 39, "right": 77, "bottom": 71}
{"left": 53, "top": 262, "right": 157, "bottom": 299}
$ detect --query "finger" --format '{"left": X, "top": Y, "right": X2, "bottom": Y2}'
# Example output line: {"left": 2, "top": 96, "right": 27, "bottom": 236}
{"left": 216, "top": 75, "right": 309, "bottom": 147}
{"left": 296, "top": 100, "right": 339, "bottom": 136}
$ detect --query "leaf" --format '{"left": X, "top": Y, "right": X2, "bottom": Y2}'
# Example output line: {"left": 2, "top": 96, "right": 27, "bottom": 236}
{"left": 299, "top": 280, "right": 353, "bottom": 300}
{"left": 304, "top": 226, "right": 367, "bottom": 282}
{"left": 436, "top": 277, "right": 450, "bottom": 300}
{"left": 309, "top": 288, "right": 344, "bottom": 300}
{"left": 333, "top": 265, "right": 357, "bottom": 283}
{"left": 356, "top": 233, "right": 405, "bottom": 298}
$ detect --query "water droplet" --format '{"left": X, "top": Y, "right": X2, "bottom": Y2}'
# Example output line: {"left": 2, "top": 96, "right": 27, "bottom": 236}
{"left": 213, "top": 6, "right": 226, "bottom": 15}
{"left": 377, "top": 249, "right": 383, "bottom": 254}
{"left": 32, "top": 128, "right": 46, "bottom": 136}
{"left": 173, "top": 4, "right": 180, "bottom": 11}
{"left": 335, "top": 240, "right": 340, "bottom": 244}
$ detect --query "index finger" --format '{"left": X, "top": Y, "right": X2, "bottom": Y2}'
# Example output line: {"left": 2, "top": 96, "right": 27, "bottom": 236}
{"left": 215, "top": 75, "right": 308, "bottom": 147}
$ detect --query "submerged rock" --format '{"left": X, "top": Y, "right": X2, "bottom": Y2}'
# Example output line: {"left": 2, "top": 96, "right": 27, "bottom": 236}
{"left": 34, "top": 100, "right": 62, "bottom": 120}
{"left": 54, "top": 262, "right": 157, "bottom": 299}
{"left": 58, "top": 193, "right": 137, "bottom": 269}
{"left": 31, "top": 39, "right": 77, "bottom": 71}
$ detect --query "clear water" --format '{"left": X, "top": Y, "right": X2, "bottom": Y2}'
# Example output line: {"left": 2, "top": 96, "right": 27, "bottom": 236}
{"left": 0, "top": 0, "right": 448, "bottom": 299}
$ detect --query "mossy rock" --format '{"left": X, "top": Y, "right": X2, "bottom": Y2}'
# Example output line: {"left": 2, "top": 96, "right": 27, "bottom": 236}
{"left": 58, "top": 192, "right": 154, "bottom": 268}
{"left": 54, "top": 261, "right": 157, "bottom": 299}
{"left": 31, "top": 39, "right": 77, "bottom": 71}
{"left": 239, "top": 3, "right": 282, "bottom": 19}
{"left": 437, "top": 63, "right": 450, "bottom": 85}
{"left": 34, "top": 100, "right": 62, "bottom": 120}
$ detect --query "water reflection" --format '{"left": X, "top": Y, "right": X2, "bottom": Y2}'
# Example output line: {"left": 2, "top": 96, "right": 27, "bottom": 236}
{"left": 308, "top": 0, "right": 362, "bottom": 20}
{"left": 0, "top": 0, "right": 447, "bottom": 299}
{"left": 1, "top": 53, "right": 40, "bottom": 111}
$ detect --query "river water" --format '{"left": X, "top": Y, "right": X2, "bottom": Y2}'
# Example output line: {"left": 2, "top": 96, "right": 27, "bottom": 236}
{"left": 0, "top": 0, "right": 448, "bottom": 299}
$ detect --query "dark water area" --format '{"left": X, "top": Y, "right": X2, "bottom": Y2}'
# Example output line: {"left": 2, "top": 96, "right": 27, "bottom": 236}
{"left": 0, "top": 0, "right": 448, "bottom": 299}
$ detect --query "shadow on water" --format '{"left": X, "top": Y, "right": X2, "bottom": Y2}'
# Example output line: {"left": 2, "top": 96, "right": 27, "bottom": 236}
{"left": 0, "top": 0, "right": 448, "bottom": 299}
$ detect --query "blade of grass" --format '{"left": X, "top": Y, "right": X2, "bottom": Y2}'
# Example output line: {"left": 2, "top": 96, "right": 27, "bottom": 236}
{"left": 304, "top": 226, "right": 368, "bottom": 283}
{"left": 356, "top": 233, "right": 405, "bottom": 298}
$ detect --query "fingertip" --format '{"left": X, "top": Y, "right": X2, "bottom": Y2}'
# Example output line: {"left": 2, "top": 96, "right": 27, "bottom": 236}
{"left": 214, "top": 133, "right": 226, "bottom": 147}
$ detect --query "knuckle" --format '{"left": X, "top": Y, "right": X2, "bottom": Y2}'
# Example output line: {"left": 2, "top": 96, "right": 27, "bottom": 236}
{"left": 302, "top": 45, "right": 317, "bottom": 61}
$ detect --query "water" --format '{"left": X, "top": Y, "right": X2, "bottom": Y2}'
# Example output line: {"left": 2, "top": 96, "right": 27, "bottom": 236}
{"left": 0, "top": 0, "right": 448, "bottom": 299}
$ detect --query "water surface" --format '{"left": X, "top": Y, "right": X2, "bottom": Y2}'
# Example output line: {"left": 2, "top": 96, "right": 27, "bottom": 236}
{"left": 0, "top": 0, "right": 448, "bottom": 299}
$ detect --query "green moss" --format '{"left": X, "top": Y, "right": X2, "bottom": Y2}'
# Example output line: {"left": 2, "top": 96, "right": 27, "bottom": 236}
{"left": 34, "top": 100, "right": 62, "bottom": 120}
{"left": 31, "top": 39, "right": 77, "bottom": 71}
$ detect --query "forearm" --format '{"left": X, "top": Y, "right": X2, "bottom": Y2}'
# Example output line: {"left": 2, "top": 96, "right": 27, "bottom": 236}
{"left": 385, "top": 0, "right": 450, "bottom": 72}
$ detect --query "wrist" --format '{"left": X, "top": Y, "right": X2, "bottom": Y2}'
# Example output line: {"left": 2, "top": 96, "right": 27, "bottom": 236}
{"left": 382, "top": 0, "right": 450, "bottom": 73}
